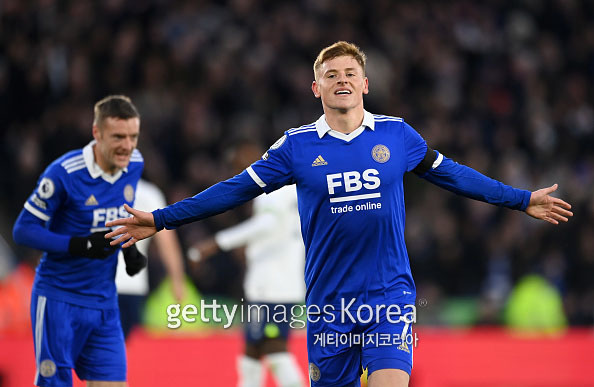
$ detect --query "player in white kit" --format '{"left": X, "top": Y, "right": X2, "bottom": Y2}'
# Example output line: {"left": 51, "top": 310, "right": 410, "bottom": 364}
{"left": 115, "top": 178, "right": 186, "bottom": 338}
{"left": 188, "top": 142, "right": 305, "bottom": 387}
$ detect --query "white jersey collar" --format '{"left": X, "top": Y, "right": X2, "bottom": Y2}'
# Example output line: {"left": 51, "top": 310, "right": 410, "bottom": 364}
{"left": 315, "top": 110, "right": 375, "bottom": 142}
{"left": 83, "top": 140, "right": 127, "bottom": 184}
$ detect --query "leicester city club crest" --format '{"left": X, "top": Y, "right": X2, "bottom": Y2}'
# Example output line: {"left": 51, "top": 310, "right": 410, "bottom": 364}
{"left": 372, "top": 144, "right": 390, "bottom": 163}
{"left": 40, "top": 359, "right": 56, "bottom": 377}
{"left": 124, "top": 184, "right": 135, "bottom": 202}
{"left": 309, "top": 363, "right": 321, "bottom": 382}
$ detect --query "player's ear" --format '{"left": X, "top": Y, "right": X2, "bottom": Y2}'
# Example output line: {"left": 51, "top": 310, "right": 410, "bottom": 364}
{"left": 312, "top": 81, "right": 321, "bottom": 98}
{"left": 92, "top": 124, "right": 101, "bottom": 141}
{"left": 363, "top": 77, "right": 369, "bottom": 95}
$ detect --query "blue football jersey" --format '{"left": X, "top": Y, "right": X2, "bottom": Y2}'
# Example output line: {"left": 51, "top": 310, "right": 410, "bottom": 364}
{"left": 248, "top": 111, "right": 426, "bottom": 308}
{"left": 24, "top": 141, "right": 143, "bottom": 308}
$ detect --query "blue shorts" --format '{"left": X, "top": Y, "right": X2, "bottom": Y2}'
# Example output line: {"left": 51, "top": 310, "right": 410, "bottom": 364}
{"left": 244, "top": 302, "right": 294, "bottom": 344}
{"left": 30, "top": 293, "right": 126, "bottom": 386}
{"left": 306, "top": 303, "right": 415, "bottom": 386}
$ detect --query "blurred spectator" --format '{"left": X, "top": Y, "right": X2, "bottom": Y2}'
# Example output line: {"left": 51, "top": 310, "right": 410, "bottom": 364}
{"left": 504, "top": 274, "right": 568, "bottom": 334}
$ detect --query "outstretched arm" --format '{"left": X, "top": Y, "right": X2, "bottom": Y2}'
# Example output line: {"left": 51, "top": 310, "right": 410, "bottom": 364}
{"left": 418, "top": 151, "right": 531, "bottom": 210}
{"left": 418, "top": 150, "right": 573, "bottom": 224}
{"left": 106, "top": 170, "right": 264, "bottom": 247}
{"left": 525, "top": 184, "right": 572, "bottom": 224}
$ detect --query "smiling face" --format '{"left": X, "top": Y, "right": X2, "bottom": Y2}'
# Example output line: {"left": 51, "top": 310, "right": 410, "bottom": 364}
{"left": 312, "top": 55, "right": 369, "bottom": 114}
{"left": 92, "top": 116, "right": 140, "bottom": 174}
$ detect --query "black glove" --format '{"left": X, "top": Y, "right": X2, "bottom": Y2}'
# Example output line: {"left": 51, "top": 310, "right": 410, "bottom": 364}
{"left": 123, "top": 244, "right": 147, "bottom": 276}
{"left": 69, "top": 231, "right": 118, "bottom": 259}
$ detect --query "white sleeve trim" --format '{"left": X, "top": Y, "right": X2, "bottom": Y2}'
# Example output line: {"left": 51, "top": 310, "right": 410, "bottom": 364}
{"left": 432, "top": 153, "right": 444, "bottom": 169}
{"left": 246, "top": 166, "right": 267, "bottom": 188}
{"left": 24, "top": 202, "right": 50, "bottom": 221}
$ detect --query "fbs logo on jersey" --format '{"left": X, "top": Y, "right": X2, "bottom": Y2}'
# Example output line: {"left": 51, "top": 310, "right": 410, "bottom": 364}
{"left": 93, "top": 205, "right": 130, "bottom": 228}
{"left": 85, "top": 195, "right": 99, "bottom": 206}
{"left": 312, "top": 155, "right": 328, "bottom": 167}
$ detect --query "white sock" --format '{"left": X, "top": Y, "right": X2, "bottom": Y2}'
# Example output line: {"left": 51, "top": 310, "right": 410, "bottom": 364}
{"left": 237, "top": 355, "right": 263, "bottom": 387}
{"left": 265, "top": 352, "right": 304, "bottom": 387}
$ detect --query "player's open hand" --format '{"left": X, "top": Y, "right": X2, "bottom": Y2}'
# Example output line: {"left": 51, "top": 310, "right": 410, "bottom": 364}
{"left": 525, "top": 184, "right": 573, "bottom": 225}
{"left": 105, "top": 204, "right": 157, "bottom": 247}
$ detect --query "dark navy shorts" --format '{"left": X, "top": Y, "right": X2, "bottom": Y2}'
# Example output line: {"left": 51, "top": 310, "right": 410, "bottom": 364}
{"left": 243, "top": 302, "right": 296, "bottom": 343}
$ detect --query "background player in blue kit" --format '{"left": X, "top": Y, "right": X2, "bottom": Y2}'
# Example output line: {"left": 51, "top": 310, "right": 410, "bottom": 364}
{"left": 105, "top": 42, "right": 573, "bottom": 387}
{"left": 13, "top": 95, "right": 146, "bottom": 387}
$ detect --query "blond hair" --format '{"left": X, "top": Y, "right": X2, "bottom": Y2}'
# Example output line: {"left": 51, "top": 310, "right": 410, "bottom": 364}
{"left": 313, "top": 41, "right": 367, "bottom": 80}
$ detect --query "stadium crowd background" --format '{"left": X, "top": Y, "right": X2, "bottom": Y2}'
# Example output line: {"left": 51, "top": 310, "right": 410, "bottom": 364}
{"left": 0, "top": 0, "right": 593, "bottom": 329}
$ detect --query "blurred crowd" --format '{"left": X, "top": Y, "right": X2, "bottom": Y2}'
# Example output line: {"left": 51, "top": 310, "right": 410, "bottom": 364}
{"left": 1, "top": 0, "right": 593, "bottom": 327}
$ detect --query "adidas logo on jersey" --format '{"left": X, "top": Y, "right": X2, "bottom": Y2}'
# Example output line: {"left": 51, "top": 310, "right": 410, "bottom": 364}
{"left": 397, "top": 341, "right": 410, "bottom": 353}
{"left": 85, "top": 195, "right": 98, "bottom": 206}
{"left": 312, "top": 155, "right": 328, "bottom": 167}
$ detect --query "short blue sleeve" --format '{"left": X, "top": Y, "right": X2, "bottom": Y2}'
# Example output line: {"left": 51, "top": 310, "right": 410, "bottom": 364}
{"left": 248, "top": 133, "right": 295, "bottom": 193}
{"left": 24, "top": 163, "right": 67, "bottom": 222}
{"left": 402, "top": 121, "right": 428, "bottom": 172}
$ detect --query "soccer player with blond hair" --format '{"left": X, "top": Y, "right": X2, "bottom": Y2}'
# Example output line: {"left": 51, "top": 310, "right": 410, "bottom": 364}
{"left": 106, "top": 42, "right": 572, "bottom": 386}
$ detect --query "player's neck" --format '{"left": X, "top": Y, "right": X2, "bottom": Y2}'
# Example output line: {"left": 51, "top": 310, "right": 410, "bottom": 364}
{"left": 324, "top": 106, "right": 364, "bottom": 134}
{"left": 92, "top": 144, "right": 118, "bottom": 175}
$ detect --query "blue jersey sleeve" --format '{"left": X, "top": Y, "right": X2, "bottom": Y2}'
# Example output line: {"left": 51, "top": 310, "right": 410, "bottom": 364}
{"left": 248, "top": 134, "right": 295, "bottom": 193}
{"left": 153, "top": 170, "right": 263, "bottom": 230}
{"left": 13, "top": 209, "right": 71, "bottom": 253}
{"left": 23, "top": 163, "right": 67, "bottom": 223}
{"left": 420, "top": 151, "right": 531, "bottom": 210}
{"left": 402, "top": 121, "right": 428, "bottom": 172}
{"left": 14, "top": 163, "right": 71, "bottom": 252}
